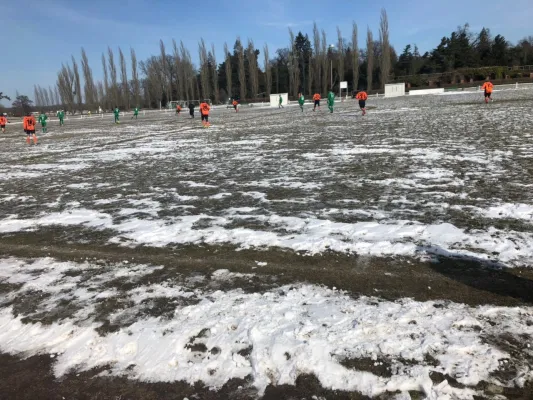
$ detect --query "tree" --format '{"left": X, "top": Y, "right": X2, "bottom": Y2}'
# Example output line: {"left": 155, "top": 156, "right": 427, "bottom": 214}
{"left": 159, "top": 40, "right": 171, "bottom": 103}
{"left": 352, "top": 22, "right": 360, "bottom": 91}
{"left": 210, "top": 44, "right": 219, "bottom": 103}
{"left": 236, "top": 38, "right": 246, "bottom": 100}
{"left": 198, "top": 38, "right": 210, "bottom": 100}
{"left": 288, "top": 28, "right": 300, "bottom": 97}
{"left": 12, "top": 94, "right": 33, "bottom": 116}
{"left": 313, "top": 22, "right": 322, "bottom": 94}
{"left": 0, "top": 92, "right": 10, "bottom": 101}
{"left": 247, "top": 39, "right": 259, "bottom": 99}
{"left": 131, "top": 48, "right": 141, "bottom": 107}
{"left": 119, "top": 47, "right": 129, "bottom": 109}
{"left": 366, "top": 28, "right": 374, "bottom": 90}
{"left": 71, "top": 56, "right": 83, "bottom": 113}
{"left": 81, "top": 48, "right": 96, "bottom": 111}
{"left": 379, "top": 9, "right": 391, "bottom": 88}
{"left": 57, "top": 63, "right": 75, "bottom": 113}
{"left": 108, "top": 47, "right": 119, "bottom": 107}
{"left": 321, "top": 30, "right": 328, "bottom": 93}
{"left": 224, "top": 43, "right": 233, "bottom": 98}
{"left": 337, "top": 27, "right": 345, "bottom": 84}
{"left": 101, "top": 53, "right": 110, "bottom": 110}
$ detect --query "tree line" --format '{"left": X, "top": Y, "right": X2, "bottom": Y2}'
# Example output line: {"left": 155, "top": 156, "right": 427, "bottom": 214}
{"left": 25, "top": 11, "right": 533, "bottom": 113}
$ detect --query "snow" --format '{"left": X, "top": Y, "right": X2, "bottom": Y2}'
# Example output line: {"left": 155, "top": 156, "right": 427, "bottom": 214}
{"left": 0, "top": 256, "right": 531, "bottom": 398}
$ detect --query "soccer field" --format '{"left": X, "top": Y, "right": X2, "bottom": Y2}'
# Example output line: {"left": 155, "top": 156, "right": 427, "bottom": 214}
{"left": 0, "top": 90, "right": 532, "bottom": 399}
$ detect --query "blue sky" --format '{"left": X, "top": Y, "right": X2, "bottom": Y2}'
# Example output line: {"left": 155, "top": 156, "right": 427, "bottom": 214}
{"left": 2, "top": 0, "right": 532, "bottom": 105}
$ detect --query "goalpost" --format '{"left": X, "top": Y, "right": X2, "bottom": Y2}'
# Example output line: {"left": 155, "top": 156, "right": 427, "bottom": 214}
{"left": 168, "top": 99, "right": 211, "bottom": 110}
{"left": 270, "top": 93, "right": 288, "bottom": 107}
{"left": 384, "top": 83, "right": 406, "bottom": 97}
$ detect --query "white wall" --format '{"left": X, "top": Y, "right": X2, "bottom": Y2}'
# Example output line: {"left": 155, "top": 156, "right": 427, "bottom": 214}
{"left": 384, "top": 83, "right": 406, "bottom": 97}
{"left": 270, "top": 93, "right": 289, "bottom": 107}
{"left": 408, "top": 88, "right": 445, "bottom": 96}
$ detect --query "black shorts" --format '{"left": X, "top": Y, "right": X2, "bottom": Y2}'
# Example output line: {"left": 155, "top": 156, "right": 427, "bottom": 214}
{"left": 484, "top": 91, "right": 492, "bottom": 98}
{"left": 25, "top": 129, "right": 35, "bottom": 135}
{"left": 0, "top": 125, "right": 5, "bottom": 129}
{"left": 359, "top": 100, "right": 366, "bottom": 109}
{"left": 201, "top": 114, "right": 209, "bottom": 122}
{"left": 314, "top": 100, "right": 320, "bottom": 106}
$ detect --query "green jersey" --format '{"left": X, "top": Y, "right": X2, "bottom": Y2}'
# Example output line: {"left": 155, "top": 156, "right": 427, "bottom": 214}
{"left": 298, "top": 95, "right": 305, "bottom": 106}
{"left": 113, "top": 108, "right": 120, "bottom": 117}
{"left": 327, "top": 91, "right": 335, "bottom": 105}
{"left": 38, "top": 114, "right": 48, "bottom": 124}
{"left": 57, "top": 111, "right": 64, "bottom": 119}
{"left": 134, "top": 108, "right": 139, "bottom": 115}
{"left": 279, "top": 96, "right": 282, "bottom": 104}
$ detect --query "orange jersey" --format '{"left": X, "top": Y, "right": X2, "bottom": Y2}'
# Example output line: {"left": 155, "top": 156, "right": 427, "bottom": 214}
{"left": 0, "top": 116, "right": 7, "bottom": 125}
{"left": 23, "top": 116, "right": 36, "bottom": 130}
{"left": 356, "top": 91, "right": 368, "bottom": 101}
{"left": 313, "top": 93, "right": 320, "bottom": 101}
{"left": 200, "top": 102, "right": 210, "bottom": 115}
{"left": 232, "top": 100, "right": 238, "bottom": 106}
{"left": 481, "top": 82, "right": 493, "bottom": 93}
{"left": 177, "top": 105, "right": 182, "bottom": 111}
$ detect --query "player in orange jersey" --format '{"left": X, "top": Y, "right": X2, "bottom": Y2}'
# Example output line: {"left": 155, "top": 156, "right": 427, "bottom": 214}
{"left": 481, "top": 78, "right": 494, "bottom": 104}
{"left": 0, "top": 114, "right": 8, "bottom": 133}
{"left": 355, "top": 90, "right": 368, "bottom": 116}
{"left": 199, "top": 101, "right": 211, "bottom": 127}
{"left": 312, "top": 93, "right": 321, "bottom": 111}
{"left": 23, "top": 112, "right": 38, "bottom": 145}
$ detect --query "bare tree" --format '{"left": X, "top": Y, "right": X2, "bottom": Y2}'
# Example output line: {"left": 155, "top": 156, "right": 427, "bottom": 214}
{"left": 180, "top": 41, "right": 195, "bottom": 100}
{"left": 33, "top": 85, "right": 41, "bottom": 107}
{"left": 48, "top": 86, "right": 55, "bottom": 107}
{"left": 210, "top": 43, "right": 219, "bottom": 104}
{"left": 42, "top": 86, "right": 51, "bottom": 107}
{"left": 379, "top": 8, "right": 391, "bottom": 88}
{"left": 131, "top": 48, "right": 140, "bottom": 107}
{"left": 263, "top": 44, "right": 272, "bottom": 96}
{"left": 307, "top": 53, "right": 313, "bottom": 96}
{"left": 198, "top": 38, "right": 210, "bottom": 100}
{"left": 288, "top": 28, "right": 300, "bottom": 97}
{"left": 119, "top": 47, "right": 129, "bottom": 108}
{"left": 96, "top": 81, "right": 105, "bottom": 106}
{"left": 71, "top": 56, "right": 83, "bottom": 113}
{"left": 101, "top": 53, "right": 110, "bottom": 110}
{"left": 54, "top": 86, "right": 61, "bottom": 107}
{"left": 352, "top": 22, "right": 360, "bottom": 90}
{"left": 321, "top": 30, "right": 328, "bottom": 93}
{"left": 172, "top": 40, "right": 185, "bottom": 101}
{"left": 108, "top": 47, "right": 119, "bottom": 107}
{"left": 159, "top": 40, "right": 171, "bottom": 102}
{"left": 366, "top": 28, "right": 374, "bottom": 91}
{"left": 236, "top": 38, "right": 246, "bottom": 100}
{"left": 57, "top": 63, "right": 75, "bottom": 114}
{"left": 247, "top": 39, "right": 259, "bottom": 99}
{"left": 80, "top": 48, "right": 96, "bottom": 111}
{"left": 224, "top": 42, "right": 232, "bottom": 99}
{"left": 337, "top": 27, "right": 345, "bottom": 84}
{"left": 313, "top": 22, "right": 322, "bottom": 94}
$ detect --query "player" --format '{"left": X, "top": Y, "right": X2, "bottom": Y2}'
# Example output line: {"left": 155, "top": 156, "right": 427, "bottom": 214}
{"left": 113, "top": 107, "right": 120, "bottom": 124}
{"left": 199, "top": 101, "right": 210, "bottom": 127}
{"left": 176, "top": 104, "right": 182, "bottom": 115}
{"left": 0, "top": 114, "right": 8, "bottom": 133}
{"left": 188, "top": 102, "right": 195, "bottom": 118}
{"left": 132, "top": 107, "right": 139, "bottom": 119}
{"left": 481, "top": 78, "right": 494, "bottom": 104}
{"left": 313, "top": 93, "right": 321, "bottom": 111}
{"left": 57, "top": 110, "right": 65, "bottom": 126}
{"left": 23, "top": 112, "right": 38, "bottom": 145}
{"left": 298, "top": 93, "right": 305, "bottom": 112}
{"left": 327, "top": 89, "right": 335, "bottom": 113}
{"left": 232, "top": 99, "right": 239, "bottom": 112}
{"left": 355, "top": 90, "right": 368, "bottom": 116}
{"left": 278, "top": 94, "right": 284, "bottom": 109}
{"left": 38, "top": 112, "right": 48, "bottom": 133}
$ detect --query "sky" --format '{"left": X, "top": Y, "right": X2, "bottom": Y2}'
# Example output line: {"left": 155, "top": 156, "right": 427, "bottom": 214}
{"left": 1, "top": 0, "right": 532, "bottom": 105}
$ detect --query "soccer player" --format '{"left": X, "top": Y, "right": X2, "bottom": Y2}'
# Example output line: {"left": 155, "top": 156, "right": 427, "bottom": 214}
{"left": 481, "top": 78, "right": 494, "bottom": 104}
{"left": 0, "top": 114, "right": 8, "bottom": 133}
{"left": 298, "top": 93, "right": 305, "bottom": 112}
{"left": 327, "top": 89, "right": 335, "bottom": 113}
{"left": 188, "top": 102, "right": 195, "bottom": 118}
{"left": 232, "top": 99, "right": 239, "bottom": 112}
{"left": 278, "top": 94, "right": 284, "bottom": 109}
{"left": 176, "top": 104, "right": 182, "bottom": 115}
{"left": 199, "top": 101, "right": 210, "bottom": 127}
{"left": 113, "top": 107, "right": 120, "bottom": 124}
{"left": 355, "top": 90, "right": 368, "bottom": 116}
{"left": 38, "top": 112, "right": 48, "bottom": 133}
{"left": 23, "top": 112, "right": 37, "bottom": 145}
{"left": 132, "top": 107, "right": 139, "bottom": 119}
{"left": 313, "top": 93, "right": 321, "bottom": 111}
{"left": 57, "top": 110, "right": 65, "bottom": 126}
